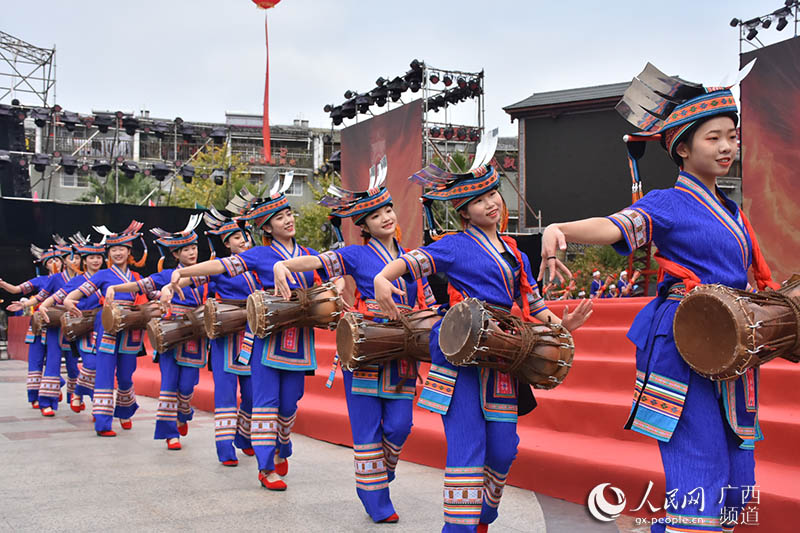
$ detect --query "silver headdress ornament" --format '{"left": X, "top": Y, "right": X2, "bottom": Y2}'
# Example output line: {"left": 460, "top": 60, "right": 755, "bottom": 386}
{"left": 409, "top": 128, "right": 499, "bottom": 187}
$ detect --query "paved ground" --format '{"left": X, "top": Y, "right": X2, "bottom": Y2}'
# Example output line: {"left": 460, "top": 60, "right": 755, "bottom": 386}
{"left": 0, "top": 360, "right": 645, "bottom": 532}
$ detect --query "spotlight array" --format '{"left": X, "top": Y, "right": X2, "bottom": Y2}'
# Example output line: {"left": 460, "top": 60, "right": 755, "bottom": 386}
{"left": 730, "top": 1, "right": 797, "bottom": 41}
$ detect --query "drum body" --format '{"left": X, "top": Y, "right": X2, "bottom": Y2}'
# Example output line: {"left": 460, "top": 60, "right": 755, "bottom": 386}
{"left": 336, "top": 309, "right": 439, "bottom": 370}
{"left": 438, "top": 298, "right": 575, "bottom": 390}
{"left": 146, "top": 305, "right": 205, "bottom": 353}
{"left": 32, "top": 306, "right": 65, "bottom": 334}
{"left": 204, "top": 298, "right": 247, "bottom": 339}
{"left": 102, "top": 301, "right": 161, "bottom": 334}
{"left": 60, "top": 309, "right": 100, "bottom": 341}
{"left": 246, "top": 283, "right": 343, "bottom": 338}
{"left": 673, "top": 275, "right": 800, "bottom": 381}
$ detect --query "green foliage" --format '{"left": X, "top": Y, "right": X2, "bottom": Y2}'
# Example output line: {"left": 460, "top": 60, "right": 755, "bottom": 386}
{"left": 294, "top": 172, "right": 339, "bottom": 251}
{"left": 429, "top": 151, "right": 471, "bottom": 231}
{"left": 77, "top": 172, "right": 163, "bottom": 205}
{"left": 564, "top": 244, "right": 629, "bottom": 294}
{"left": 169, "top": 145, "right": 257, "bottom": 209}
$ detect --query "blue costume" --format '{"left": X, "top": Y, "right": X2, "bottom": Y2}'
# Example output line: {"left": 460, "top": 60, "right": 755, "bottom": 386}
{"left": 404, "top": 162, "right": 548, "bottom": 532}
{"left": 19, "top": 273, "right": 55, "bottom": 404}
{"left": 316, "top": 178, "right": 437, "bottom": 522}
{"left": 590, "top": 277, "right": 603, "bottom": 297}
{"left": 610, "top": 67, "right": 761, "bottom": 532}
{"left": 220, "top": 240, "right": 318, "bottom": 473}
{"left": 37, "top": 269, "right": 76, "bottom": 411}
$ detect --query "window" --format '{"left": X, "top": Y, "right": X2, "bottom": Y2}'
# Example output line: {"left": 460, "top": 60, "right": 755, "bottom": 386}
{"left": 61, "top": 172, "right": 89, "bottom": 188}
{"left": 285, "top": 174, "right": 304, "bottom": 196}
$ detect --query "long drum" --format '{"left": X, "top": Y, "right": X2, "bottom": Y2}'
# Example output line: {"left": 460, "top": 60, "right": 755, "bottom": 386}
{"left": 31, "top": 306, "right": 66, "bottom": 335}
{"left": 336, "top": 309, "right": 440, "bottom": 371}
{"left": 673, "top": 274, "right": 800, "bottom": 381}
{"left": 204, "top": 298, "right": 248, "bottom": 339}
{"left": 102, "top": 301, "right": 162, "bottom": 334}
{"left": 146, "top": 305, "right": 205, "bottom": 353}
{"left": 60, "top": 308, "right": 100, "bottom": 341}
{"left": 246, "top": 283, "right": 343, "bottom": 338}
{"left": 438, "top": 298, "right": 575, "bottom": 389}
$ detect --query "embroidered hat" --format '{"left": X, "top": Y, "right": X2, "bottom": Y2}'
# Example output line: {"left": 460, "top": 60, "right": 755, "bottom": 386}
{"left": 203, "top": 206, "right": 251, "bottom": 258}
{"left": 616, "top": 61, "right": 753, "bottom": 200}
{"left": 150, "top": 214, "right": 202, "bottom": 271}
{"left": 69, "top": 232, "right": 106, "bottom": 256}
{"left": 234, "top": 172, "right": 295, "bottom": 229}
{"left": 408, "top": 128, "right": 500, "bottom": 233}
{"left": 92, "top": 220, "right": 148, "bottom": 267}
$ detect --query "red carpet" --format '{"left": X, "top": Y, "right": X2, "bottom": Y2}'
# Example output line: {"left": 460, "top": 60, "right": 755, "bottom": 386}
{"left": 8, "top": 301, "right": 799, "bottom": 530}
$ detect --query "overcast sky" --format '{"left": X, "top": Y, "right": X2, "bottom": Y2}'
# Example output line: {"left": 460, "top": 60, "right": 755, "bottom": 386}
{"left": 2, "top": 0, "right": 793, "bottom": 136}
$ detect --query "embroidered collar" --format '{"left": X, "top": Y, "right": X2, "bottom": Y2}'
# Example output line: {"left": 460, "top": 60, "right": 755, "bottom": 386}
{"left": 368, "top": 238, "right": 408, "bottom": 305}
{"left": 109, "top": 264, "right": 133, "bottom": 282}
{"left": 464, "top": 225, "right": 518, "bottom": 302}
{"left": 270, "top": 239, "right": 307, "bottom": 288}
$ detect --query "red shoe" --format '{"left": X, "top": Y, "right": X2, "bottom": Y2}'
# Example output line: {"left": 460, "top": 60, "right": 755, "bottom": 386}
{"left": 477, "top": 523, "right": 488, "bottom": 533}
{"left": 120, "top": 419, "right": 132, "bottom": 430}
{"left": 92, "top": 415, "right": 96, "bottom": 422}
{"left": 222, "top": 460, "right": 239, "bottom": 467}
{"left": 258, "top": 470, "right": 287, "bottom": 491}
{"left": 40, "top": 407, "right": 55, "bottom": 417}
{"left": 70, "top": 399, "right": 83, "bottom": 413}
{"left": 177, "top": 422, "right": 188, "bottom": 436}
{"left": 378, "top": 513, "right": 399, "bottom": 524}
{"left": 274, "top": 457, "right": 289, "bottom": 477}
{"left": 59, "top": 391, "right": 63, "bottom": 402}
{"left": 167, "top": 438, "right": 182, "bottom": 450}
{"left": 31, "top": 401, "right": 39, "bottom": 409}
{"left": 96, "top": 430, "right": 117, "bottom": 437}
{"left": 241, "top": 448, "right": 255, "bottom": 456}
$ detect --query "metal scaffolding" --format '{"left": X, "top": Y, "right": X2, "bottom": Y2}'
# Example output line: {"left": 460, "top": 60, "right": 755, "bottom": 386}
{"left": 0, "top": 30, "right": 56, "bottom": 107}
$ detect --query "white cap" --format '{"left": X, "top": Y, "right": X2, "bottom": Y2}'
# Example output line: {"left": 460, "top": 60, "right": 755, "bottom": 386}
{"left": 609, "top": 284, "right": 617, "bottom": 290}
{"left": 620, "top": 270, "right": 628, "bottom": 277}
{"left": 592, "top": 270, "right": 600, "bottom": 277}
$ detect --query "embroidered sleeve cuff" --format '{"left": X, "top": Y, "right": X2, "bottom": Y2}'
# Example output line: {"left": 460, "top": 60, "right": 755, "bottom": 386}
{"left": 52, "top": 288, "right": 68, "bottom": 305}
{"left": 77, "top": 280, "right": 97, "bottom": 298}
{"left": 20, "top": 281, "right": 34, "bottom": 294}
{"left": 135, "top": 277, "right": 157, "bottom": 295}
{"left": 318, "top": 251, "right": 345, "bottom": 279}
{"left": 422, "top": 281, "right": 437, "bottom": 307}
{"left": 527, "top": 293, "right": 549, "bottom": 315}
{"left": 401, "top": 249, "right": 436, "bottom": 281}
{"left": 34, "top": 289, "right": 50, "bottom": 303}
{"left": 606, "top": 208, "right": 652, "bottom": 255}
{"left": 219, "top": 255, "right": 247, "bottom": 277}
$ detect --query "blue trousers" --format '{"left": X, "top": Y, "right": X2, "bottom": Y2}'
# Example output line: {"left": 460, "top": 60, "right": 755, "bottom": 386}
{"left": 250, "top": 340, "right": 305, "bottom": 472}
{"left": 651, "top": 372, "right": 755, "bottom": 533}
{"left": 210, "top": 339, "right": 253, "bottom": 462}
{"left": 74, "top": 343, "right": 96, "bottom": 400}
{"left": 441, "top": 366, "right": 519, "bottom": 532}
{"left": 38, "top": 328, "right": 66, "bottom": 410}
{"left": 93, "top": 349, "right": 138, "bottom": 432}
{"left": 154, "top": 350, "right": 200, "bottom": 440}
{"left": 64, "top": 348, "right": 80, "bottom": 402}
{"left": 26, "top": 337, "right": 45, "bottom": 403}
{"left": 342, "top": 369, "right": 413, "bottom": 522}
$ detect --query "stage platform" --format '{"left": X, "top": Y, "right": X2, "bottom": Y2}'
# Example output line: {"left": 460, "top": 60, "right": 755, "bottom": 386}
{"left": 7, "top": 298, "right": 799, "bottom": 531}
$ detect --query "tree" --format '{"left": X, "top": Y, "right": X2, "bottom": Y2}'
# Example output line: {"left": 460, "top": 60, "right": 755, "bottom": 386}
{"left": 294, "top": 172, "right": 339, "bottom": 251}
{"left": 168, "top": 144, "right": 260, "bottom": 209}
{"left": 430, "top": 150, "right": 471, "bottom": 231}
{"left": 77, "top": 172, "right": 164, "bottom": 205}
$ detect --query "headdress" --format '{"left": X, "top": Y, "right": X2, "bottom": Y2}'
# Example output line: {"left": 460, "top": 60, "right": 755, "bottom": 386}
{"left": 616, "top": 61, "right": 754, "bottom": 200}
{"left": 319, "top": 156, "right": 392, "bottom": 244}
{"left": 92, "top": 220, "right": 148, "bottom": 267}
{"left": 203, "top": 206, "right": 249, "bottom": 259}
{"left": 149, "top": 214, "right": 203, "bottom": 271}
{"left": 234, "top": 171, "right": 295, "bottom": 229}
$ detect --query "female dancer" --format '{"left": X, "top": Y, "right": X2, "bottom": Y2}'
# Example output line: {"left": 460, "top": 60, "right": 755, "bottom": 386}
{"left": 63, "top": 221, "right": 149, "bottom": 436}
{"left": 374, "top": 159, "right": 591, "bottom": 532}
{"left": 37, "top": 234, "right": 106, "bottom": 412}
{"left": 168, "top": 178, "right": 323, "bottom": 490}
{"left": 1, "top": 245, "right": 66, "bottom": 409}
{"left": 274, "top": 171, "right": 435, "bottom": 523}
{"left": 106, "top": 215, "right": 206, "bottom": 451}
{"left": 540, "top": 65, "right": 768, "bottom": 532}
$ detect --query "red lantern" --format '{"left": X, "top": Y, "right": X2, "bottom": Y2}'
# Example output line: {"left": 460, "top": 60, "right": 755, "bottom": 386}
{"left": 252, "top": 0, "right": 281, "bottom": 8}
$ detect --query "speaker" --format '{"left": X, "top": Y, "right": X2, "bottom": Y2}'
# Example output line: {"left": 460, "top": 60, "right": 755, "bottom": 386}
{"left": 0, "top": 115, "right": 30, "bottom": 197}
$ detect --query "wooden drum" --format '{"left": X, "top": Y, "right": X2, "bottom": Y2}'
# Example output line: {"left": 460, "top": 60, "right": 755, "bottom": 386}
{"left": 101, "top": 301, "right": 162, "bottom": 334}
{"left": 246, "top": 283, "right": 343, "bottom": 338}
{"left": 60, "top": 309, "right": 100, "bottom": 341}
{"left": 146, "top": 305, "right": 205, "bottom": 353}
{"left": 204, "top": 298, "right": 248, "bottom": 339}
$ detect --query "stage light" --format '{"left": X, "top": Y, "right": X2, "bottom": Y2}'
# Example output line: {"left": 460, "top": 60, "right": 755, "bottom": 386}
{"left": 777, "top": 15, "right": 788, "bottom": 31}
{"left": 427, "top": 97, "right": 439, "bottom": 112}
{"left": 179, "top": 164, "right": 195, "bottom": 184}
{"left": 442, "top": 75, "right": 453, "bottom": 87}
{"left": 356, "top": 93, "right": 373, "bottom": 114}
{"left": 60, "top": 155, "right": 78, "bottom": 175}
{"left": 174, "top": 117, "right": 184, "bottom": 126}
{"left": 761, "top": 17, "right": 772, "bottom": 28}
{"left": 151, "top": 121, "right": 168, "bottom": 139}
{"left": 746, "top": 26, "right": 758, "bottom": 40}
{"left": 31, "top": 153, "right": 50, "bottom": 172}
{"left": 429, "top": 127, "right": 440, "bottom": 137}
{"left": 369, "top": 85, "right": 388, "bottom": 107}
{"left": 456, "top": 77, "right": 467, "bottom": 89}
{"left": 409, "top": 59, "right": 422, "bottom": 72}
{"left": 729, "top": 17, "right": 740, "bottom": 27}
{"left": 342, "top": 99, "right": 357, "bottom": 120}
{"left": 443, "top": 126, "right": 454, "bottom": 140}
{"left": 210, "top": 168, "right": 226, "bottom": 186}
{"left": 210, "top": 127, "right": 227, "bottom": 145}
{"left": 468, "top": 78, "right": 480, "bottom": 91}
{"left": 387, "top": 76, "right": 408, "bottom": 101}
{"left": 330, "top": 105, "right": 343, "bottom": 126}
{"left": 329, "top": 150, "right": 341, "bottom": 172}
{"left": 150, "top": 162, "right": 171, "bottom": 182}
{"left": 469, "top": 129, "right": 480, "bottom": 142}
{"left": 344, "top": 89, "right": 358, "bottom": 100}
{"left": 375, "top": 77, "right": 387, "bottom": 87}
{"left": 456, "top": 128, "right": 467, "bottom": 141}
{"left": 120, "top": 161, "right": 140, "bottom": 179}
{"left": 93, "top": 114, "right": 113, "bottom": 133}
{"left": 31, "top": 108, "right": 50, "bottom": 128}
{"left": 409, "top": 80, "right": 421, "bottom": 93}
{"left": 181, "top": 124, "right": 195, "bottom": 143}
{"left": 323, "top": 104, "right": 333, "bottom": 113}
{"left": 92, "top": 159, "right": 112, "bottom": 178}
{"left": 122, "top": 117, "right": 139, "bottom": 136}
{"left": 60, "top": 111, "right": 80, "bottom": 132}
{"left": 429, "top": 72, "right": 440, "bottom": 84}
